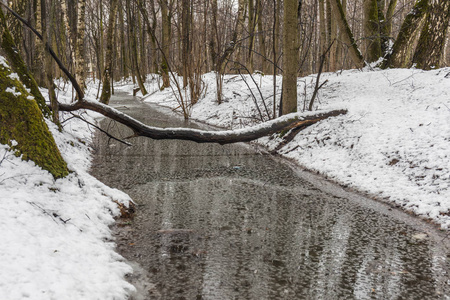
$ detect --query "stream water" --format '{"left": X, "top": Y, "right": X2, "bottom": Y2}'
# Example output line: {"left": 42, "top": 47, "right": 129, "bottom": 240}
{"left": 90, "top": 93, "right": 449, "bottom": 299}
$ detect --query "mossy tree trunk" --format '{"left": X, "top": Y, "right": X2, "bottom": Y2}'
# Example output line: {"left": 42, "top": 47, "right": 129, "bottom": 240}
{"left": 412, "top": 0, "right": 450, "bottom": 70}
{"left": 0, "top": 54, "right": 69, "bottom": 178}
{"left": 364, "top": 0, "right": 381, "bottom": 62}
{"left": 382, "top": 0, "right": 428, "bottom": 68}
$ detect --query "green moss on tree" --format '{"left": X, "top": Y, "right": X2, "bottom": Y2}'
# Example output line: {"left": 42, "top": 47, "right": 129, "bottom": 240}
{"left": 0, "top": 8, "right": 51, "bottom": 118}
{"left": 0, "top": 59, "right": 68, "bottom": 178}
{"left": 364, "top": 0, "right": 382, "bottom": 62}
{"left": 382, "top": 0, "right": 428, "bottom": 68}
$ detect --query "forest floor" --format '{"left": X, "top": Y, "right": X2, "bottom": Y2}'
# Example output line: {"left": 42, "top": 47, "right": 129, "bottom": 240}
{"left": 0, "top": 66, "right": 449, "bottom": 299}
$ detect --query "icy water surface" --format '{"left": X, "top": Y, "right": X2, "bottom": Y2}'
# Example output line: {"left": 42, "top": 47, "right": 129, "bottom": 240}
{"left": 90, "top": 93, "right": 449, "bottom": 299}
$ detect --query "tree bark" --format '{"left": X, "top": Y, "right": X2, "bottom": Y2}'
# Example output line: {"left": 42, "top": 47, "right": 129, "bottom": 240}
{"left": 379, "top": 0, "right": 397, "bottom": 55}
{"left": 383, "top": 0, "right": 428, "bottom": 68}
{"left": 256, "top": 0, "right": 266, "bottom": 73}
{"left": 326, "top": 0, "right": 336, "bottom": 71}
{"left": 412, "top": 0, "right": 450, "bottom": 70}
{"left": 364, "top": 0, "right": 381, "bottom": 62}
{"left": 160, "top": 0, "right": 171, "bottom": 88}
{"left": 75, "top": 0, "right": 86, "bottom": 90}
{"left": 41, "top": 0, "right": 60, "bottom": 128}
{"left": 100, "top": 0, "right": 119, "bottom": 104}
{"left": 181, "top": 0, "right": 190, "bottom": 88}
{"left": 329, "top": 0, "right": 365, "bottom": 68}
{"left": 247, "top": 0, "right": 256, "bottom": 73}
{"left": 281, "top": 0, "right": 299, "bottom": 115}
{"left": 319, "top": 0, "right": 326, "bottom": 57}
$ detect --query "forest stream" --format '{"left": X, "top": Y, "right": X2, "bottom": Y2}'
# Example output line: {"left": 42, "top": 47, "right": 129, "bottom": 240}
{"left": 90, "top": 92, "right": 449, "bottom": 299}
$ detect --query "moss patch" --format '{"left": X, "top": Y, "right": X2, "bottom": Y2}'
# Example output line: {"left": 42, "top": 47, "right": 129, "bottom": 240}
{"left": 0, "top": 58, "right": 68, "bottom": 178}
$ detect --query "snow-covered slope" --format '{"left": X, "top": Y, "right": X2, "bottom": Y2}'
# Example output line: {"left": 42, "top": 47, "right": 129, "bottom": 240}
{"left": 134, "top": 68, "right": 450, "bottom": 229}
{"left": 0, "top": 78, "right": 134, "bottom": 299}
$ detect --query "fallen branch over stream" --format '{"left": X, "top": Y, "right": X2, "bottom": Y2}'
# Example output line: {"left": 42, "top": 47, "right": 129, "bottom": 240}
{"left": 58, "top": 99, "right": 347, "bottom": 144}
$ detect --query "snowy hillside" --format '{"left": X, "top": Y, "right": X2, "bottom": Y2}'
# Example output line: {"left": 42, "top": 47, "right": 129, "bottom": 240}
{"left": 0, "top": 82, "right": 134, "bottom": 299}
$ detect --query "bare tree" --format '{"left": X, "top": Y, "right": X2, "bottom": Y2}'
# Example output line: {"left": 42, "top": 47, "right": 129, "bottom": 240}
{"left": 100, "top": 0, "right": 119, "bottom": 104}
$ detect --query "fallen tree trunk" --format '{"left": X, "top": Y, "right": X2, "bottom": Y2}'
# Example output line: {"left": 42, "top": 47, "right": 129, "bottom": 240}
{"left": 58, "top": 99, "right": 346, "bottom": 145}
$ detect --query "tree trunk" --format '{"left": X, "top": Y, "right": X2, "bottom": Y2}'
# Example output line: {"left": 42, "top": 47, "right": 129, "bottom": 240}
{"left": 329, "top": 0, "right": 365, "bottom": 68}
{"left": 59, "top": 99, "right": 347, "bottom": 144}
{"left": 137, "top": 0, "right": 158, "bottom": 74}
{"left": 319, "top": 0, "right": 326, "bottom": 58}
{"left": 364, "top": 0, "right": 381, "bottom": 62}
{"left": 281, "top": 0, "right": 299, "bottom": 115}
{"left": 41, "top": 0, "right": 60, "bottom": 128}
{"left": 0, "top": 49, "right": 68, "bottom": 178}
{"left": 126, "top": 0, "right": 148, "bottom": 95}
{"left": 182, "top": 0, "right": 190, "bottom": 88}
{"left": 160, "top": 0, "right": 171, "bottom": 88}
{"left": 214, "top": 0, "right": 245, "bottom": 103}
{"left": 412, "top": 0, "right": 450, "bottom": 70}
{"left": 33, "top": 0, "right": 44, "bottom": 85}
{"left": 75, "top": 0, "right": 86, "bottom": 90}
{"left": 61, "top": 0, "right": 76, "bottom": 75}
{"left": 380, "top": 0, "right": 397, "bottom": 55}
{"left": 326, "top": 0, "right": 336, "bottom": 71}
{"left": 256, "top": 0, "right": 266, "bottom": 73}
{"left": 383, "top": 0, "right": 428, "bottom": 68}
{"left": 247, "top": 0, "right": 255, "bottom": 73}
{"left": 118, "top": 2, "right": 127, "bottom": 78}
{"left": 100, "top": 0, "right": 119, "bottom": 104}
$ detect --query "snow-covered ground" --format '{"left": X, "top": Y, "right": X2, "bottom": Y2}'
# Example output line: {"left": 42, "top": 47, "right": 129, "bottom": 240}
{"left": 0, "top": 71, "right": 135, "bottom": 298}
{"left": 124, "top": 68, "right": 450, "bottom": 229}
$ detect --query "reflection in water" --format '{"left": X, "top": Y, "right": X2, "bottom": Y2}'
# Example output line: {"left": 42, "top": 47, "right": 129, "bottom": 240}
{"left": 90, "top": 94, "right": 449, "bottom": 299}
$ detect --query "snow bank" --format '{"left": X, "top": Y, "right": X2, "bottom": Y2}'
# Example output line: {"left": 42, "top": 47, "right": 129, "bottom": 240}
{"left": 0, "top": 79, "right": 134, "bottom": 299}
{"left": 136, "top": 68, "right": 450, "bottom": 229}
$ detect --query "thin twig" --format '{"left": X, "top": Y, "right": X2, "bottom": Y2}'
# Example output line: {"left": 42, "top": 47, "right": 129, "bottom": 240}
{"left": 237, "top": 70, "right": 265, "bottom": 122}
{"left": 309, "top": 40, "right": 335, "bottom": 111}
{"left": 68, "top": 113, "right": 133, "bottom": 146}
